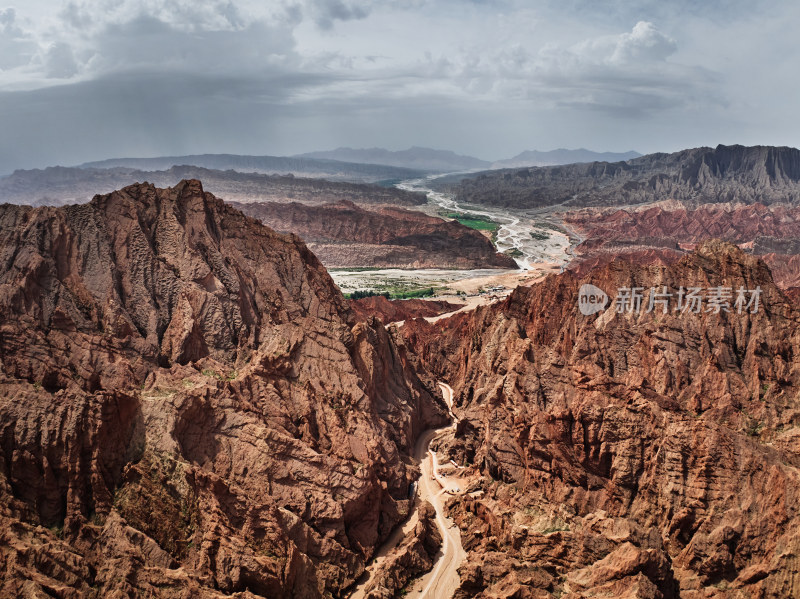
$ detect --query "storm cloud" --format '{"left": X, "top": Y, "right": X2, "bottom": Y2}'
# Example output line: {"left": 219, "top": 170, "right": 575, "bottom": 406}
{"left": 0, "top": 0, "right": 797, "bottom": 172}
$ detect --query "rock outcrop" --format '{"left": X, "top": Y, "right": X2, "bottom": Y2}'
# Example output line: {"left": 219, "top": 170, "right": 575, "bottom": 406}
{"left": 357, "top": 501, "right": 442, "bottom": 599}
{"left": 566, "top": 203, "right": 800, "bottom": 244}
{"left": 233, "top": 200, "right": 518, "bottom": 269}
{"left": 0, "top": 179, "right": 448, "bottom": 597}
{"left": 402, "top": 241, "right": 800, "bottom": 597}
{"left": 350, "top": 296, "right": 463, "bottom": 324}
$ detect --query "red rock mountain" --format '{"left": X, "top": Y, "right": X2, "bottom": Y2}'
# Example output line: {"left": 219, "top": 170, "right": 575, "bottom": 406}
{"left": 401, "top": 241, "right": 800, "bottom": 597}
{"left": 566, "top": 203, "right": 800, "bottom": 252}
{"left": 0, "top": 180, "right": 447, "bottom": 597}
{"left": 6, "top": 177, "right": 800, "bottom": 598}
{"left": 565, "top": 203, "right": 800, "bottom": 291}
{"left": 232, "top": 200, "right": 518, "bottom": 269}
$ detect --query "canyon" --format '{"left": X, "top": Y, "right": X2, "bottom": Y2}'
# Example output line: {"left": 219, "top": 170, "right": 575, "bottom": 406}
{"left": 3, "top": 142, "right": 800, "bottom": 599}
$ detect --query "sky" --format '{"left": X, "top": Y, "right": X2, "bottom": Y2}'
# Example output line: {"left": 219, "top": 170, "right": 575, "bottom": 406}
{"left": 0, "top": 0, "right": 798, "bottom": 173}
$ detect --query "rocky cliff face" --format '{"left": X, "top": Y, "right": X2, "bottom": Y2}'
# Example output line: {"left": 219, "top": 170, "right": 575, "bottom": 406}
{"left": 232, "top": 200, "right": 518, "bottom": 269}
{"left": 565, "top": 203, "right": 800, "bottom": 290}
{"left": 446, "top": 145, "right": 800, "bottom": 209}
{"left": 0, "top": 180, "right": 447, "bottom": 597}
{"left": 566, "top": 203, "right": 800, "bottom": 248}
{"left": 402, "top": 241, "right": 800, "bottom": 597}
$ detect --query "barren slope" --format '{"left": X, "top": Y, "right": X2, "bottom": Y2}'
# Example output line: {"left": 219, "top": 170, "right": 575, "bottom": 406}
{"left": 0, "top": 179, "right": 447, "bottom": 597}
{"left": 402, "top": 241, "right": 800, "bottom": 597}
{"left": 445, "top": 144, "right": 800, "bottom": 209}
{"left": 233, "top": 200, "right": 518, "bottom": 270}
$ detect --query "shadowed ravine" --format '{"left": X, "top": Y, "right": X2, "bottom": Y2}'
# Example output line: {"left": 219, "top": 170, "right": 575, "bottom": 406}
{"left": 349, "top": 383, "right": 466, "bottom": 599}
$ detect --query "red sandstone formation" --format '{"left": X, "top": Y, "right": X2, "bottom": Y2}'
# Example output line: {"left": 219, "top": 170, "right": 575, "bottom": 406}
{"left": 0, "top": 180, "right": 447, "bottom": 597}
{"left": 566, "top": 247, "right": 684, "bottom": 279}
{"left": 566, "top": 203, "right": 800, "bottom": 243}
{"left": 357, "top": 501, "right": 442, "bottom": 599}
{"left": 565, "top": 203, "right": 800, "bottom": 290}
{"left": 232, "top": 200, "right": 518, "bottom": 269}
{"left": 5, "top": 176, "right": 800, "bottom": 599}
{"left": 349, "top": 296, "right": 463, "bottom": 324}
{"left": 402, "top": 241, "right": 800, "bottom": 597}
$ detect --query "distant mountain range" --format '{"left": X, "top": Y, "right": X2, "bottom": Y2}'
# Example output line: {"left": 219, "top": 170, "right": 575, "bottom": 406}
{"left": 296, "top": 146, "right": 492, "bottom": 172}
{"left": 443, "top": 144, "right": 800, "bottom": 209}
{"left": 491, "top": 148, "right": 642, "bottom": 169}
{"left": 296, "top": 146, "right": 642, "bottom": 172}
{"left": 0, "top": 165, "right": 426, "bottom": 207}
{"left": 46, "top": 147, "right": 648, "bottom": 184}
{"left": 77, "top": 154, "right": 427, "bottom": 183}
{"left": 7, "top": 145, "right": 799, "bottom": 211}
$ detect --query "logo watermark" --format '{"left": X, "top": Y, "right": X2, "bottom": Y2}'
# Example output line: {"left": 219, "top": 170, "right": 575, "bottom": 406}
{"left": 578, "top": 284, "right": 609, "bottom": 316}
{"left": 578, "top": 285, "right": 762, "bottom": 315}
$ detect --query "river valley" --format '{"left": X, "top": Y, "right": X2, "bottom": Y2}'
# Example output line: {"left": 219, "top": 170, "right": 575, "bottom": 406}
{"left": 330, "top": 174, "right": 576, "bottom": 297}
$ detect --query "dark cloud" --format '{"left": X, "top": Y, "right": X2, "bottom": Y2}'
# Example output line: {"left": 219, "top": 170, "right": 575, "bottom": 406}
{"left": 307, "top": 0, "right": 371, "bottom": 29}
{"left": 0, "top": 70, "right": 333, "bottom": 172}
{"left": 0, "top": 0, "right": 797, "bottom": 172}
{"left": 89, "top": 15, "right": 297, "bottom": 76}
{"left": 59, "top": 1, "right": 94, "bottom": 29}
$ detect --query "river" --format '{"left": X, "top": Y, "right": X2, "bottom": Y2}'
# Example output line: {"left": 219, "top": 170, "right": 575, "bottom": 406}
{"left": 329, "top": 174, "right": 573, "bottom": 295}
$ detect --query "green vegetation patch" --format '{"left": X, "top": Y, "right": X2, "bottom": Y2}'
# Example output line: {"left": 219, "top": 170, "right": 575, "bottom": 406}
{"left": 348, "top": 287, "right": 436, "bottom": 300}
{"left": 328, "top": 266, "right": 383, "bottom": 272}
{"left": 394, "top": 287, "right": 435, "bottom": 299}
{"left": 346, "top": 277, "right": 442, "bottom": 299}
{"left": 348, "top": 289, "right": 391, "bottom": 300}
{"left": 442, "top": 211, "right": 500, "bottom": 233}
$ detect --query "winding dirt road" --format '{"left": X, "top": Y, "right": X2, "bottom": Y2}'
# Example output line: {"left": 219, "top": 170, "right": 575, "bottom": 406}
{"left": 408, "top": 383, "right": 467, "bottom": 599}
{"left": 348, "top": 383, "right": 465, "bottom": 599}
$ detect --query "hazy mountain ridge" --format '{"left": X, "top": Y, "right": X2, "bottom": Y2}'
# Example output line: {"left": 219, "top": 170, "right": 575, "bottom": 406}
{"left": 76, "top": 153, "right": 428, "bottom": 182}
{"left": 445, "top": 144, "right": 800, "bottom": 208}
{"left": 0, "top": 165, "right": 427, "bottom": 207}
{"left": 296, "top": 146, "right": 643, "bottom": 172}
{"left": 295, "top": 146, "right": 492, "bottom": 172}
{"left": 491, "top": 148, "right": 641, "bottom": 168}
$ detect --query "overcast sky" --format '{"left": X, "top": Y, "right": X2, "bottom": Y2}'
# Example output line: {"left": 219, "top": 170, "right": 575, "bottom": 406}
{"left": 0, "top": 0, "right": 798, "bottom": 173}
